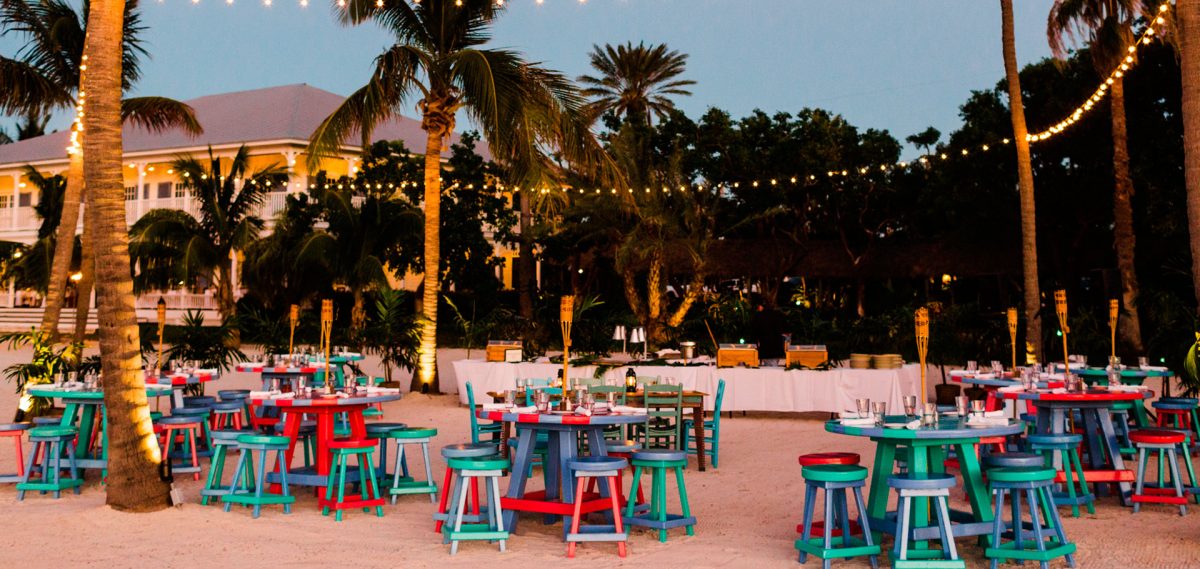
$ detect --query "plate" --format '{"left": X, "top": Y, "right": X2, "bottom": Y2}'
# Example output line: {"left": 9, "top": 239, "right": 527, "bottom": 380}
{"left": 965, "top": 421, "right": 994, "bottom": 428}
{"left": 883, "top": 423, "right": 909, "bottom": 429}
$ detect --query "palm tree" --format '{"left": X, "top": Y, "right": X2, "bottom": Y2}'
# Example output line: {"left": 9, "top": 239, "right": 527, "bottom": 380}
{"left": 1, "top": 167, "right": 69, "bottom": 292}
{"left": 80, "top": 0, "right": 170, "bottom": 511}
{"left": 129, "top": 146, "right": 284, "bottom": 342}
{"left": 1047, "top": 0, "right": 1146, "bottom": 354}
{"left": 309, "top": 0, "right": 616, "bottom": 392}
{"left": 578, "top": 41, "right": 696, "bottom": 125}
{"left": 1001, "top": 0, "right": 1044, "bottom": 362}
{"left": 1179, "top": 0, "right": 1200, "bottom": 316}
{"left": 1, "top": 0, "right": 201, "bottom": 339}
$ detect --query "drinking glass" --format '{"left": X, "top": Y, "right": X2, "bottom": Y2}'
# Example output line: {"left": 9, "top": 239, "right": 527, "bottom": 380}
{"left": 504, "top": 390, "right": 516, "bottom": 409}
{"left": 970, "top": 399, "right": 986, "bottom": 419}
{"left": 855, "top": 398, "right": 871, "bottom": 419}
{"left": 606, "top": 392, "right": 616, "bottom": 407}
{"left": 966, "top": 360, "right": 978, "bottom": 373}
{"left": 1138, "top": 356, "right": 1150, "bottom": 369}
{"left": 922, "top": 402, "right": 938, "bottom": 427}
{"left": 536, "top": 390, "right": 550, "bottom": 413}
{"left": 1105, "top": 369, "right": 1120, "bottom": 388}
{"left": 954, "top": 395, "right": 969, "bottom": 417}
{"left": 903, "top": 395, "right": 918, "bottom": 419}
{"left": 872, "top": 402, "right": 887, "bottom": 425}
{"left": 991, "top": 360, "right": 1003, "bottom": 374}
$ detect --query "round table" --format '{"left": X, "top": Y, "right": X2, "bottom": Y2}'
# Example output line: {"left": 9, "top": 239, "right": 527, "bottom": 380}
{"left": 1000, "top": 388, "right": 1152, "bottom": 505}
{"left": 235, "top": 363, "right": 320, "bottom": 390}
{"left": 826, "top": 416, "right": 1024, "bottom": 546}
{"left": 1074, "top": 367, "right": 1173, "bottom": 423}
{"left": 146, "top": 370, "right": 219, "bottom": 408}
{"left": 477, "top": 409, "right": 648, "bottom": 537}
{"left": 28, "top": 384, "right": 175, "bottom": 471}
{"left": 254, "top": 391, "right": 401, "bottom": 501}
{"left": 950, "top": 371, "right": 1065, "bottom": 412}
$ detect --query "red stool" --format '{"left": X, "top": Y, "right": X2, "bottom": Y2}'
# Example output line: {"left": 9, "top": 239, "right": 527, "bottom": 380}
{"left": 0, "top": 423, "right": 31, "bottom": 483}
{"left": 797, "top": 453, "right": 861, "bottom": 535}
{"left": 433, "top": 443, "right": 494, "bottom": 533}
{"left": 157, "top": 416, "right": 204, "bottom": 480}
{"left": 1130, "top": 428, "right": 1189, "bottom": 515}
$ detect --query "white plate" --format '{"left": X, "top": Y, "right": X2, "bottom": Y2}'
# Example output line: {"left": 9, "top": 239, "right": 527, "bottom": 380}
{"left": 883, "top": 423, "right": 908, "bottom": 429}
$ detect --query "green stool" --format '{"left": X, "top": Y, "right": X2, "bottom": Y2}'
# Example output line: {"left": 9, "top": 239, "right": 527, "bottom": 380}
{"left": 221, "top": 434, "right": 295, "bottom": 518}
{"left": 443, "top": 456, "right": 510, "bottom": 555}
{"left": 1027, "top": 433, "right": 1094, "bottom": 518}
{"left": 16, "top": 426, "right": 83, "bottom": 500}
{"left": 623, "top": 449, "right": 696, "bottom": 542}
{"left": 986, "top": 467, "right": 1076, "bottom": 569}
{"left": 201, "top": 430, "right": 250, "bottom": 505}
{"left": 321, "top": 438, "right": 386, "bottom": 521}
{"left": 796, "top": 464, "right": 880, "bottom": 569}
{"left": 387, "top": 427, "right": 438, "bottom": 503}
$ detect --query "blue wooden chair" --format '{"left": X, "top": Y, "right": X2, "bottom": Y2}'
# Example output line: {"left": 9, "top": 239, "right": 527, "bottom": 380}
{"left": 466, "top": 382, "right": 503, "bottom": 444}
{"left": 683, "top": 379, "right": 725, "bottom": 468}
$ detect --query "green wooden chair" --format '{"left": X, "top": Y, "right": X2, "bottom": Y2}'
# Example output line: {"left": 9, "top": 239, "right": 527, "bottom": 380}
{"left": 572, "top": 377, "right": 605, "bottom": 390}
{"left": 637, "top": 376, "right": 661, "bottom": 388}
{"left": 683, "top": 379, "right": 725, "bottom": 468}
{"left": 589, "top": 385, "right": 628, "bottom": 443}
{"left": 640, "top": 384, "right": 683, "bottom": 449}
{"left": 466, "top": 382, "right": 503, "bottom": 444}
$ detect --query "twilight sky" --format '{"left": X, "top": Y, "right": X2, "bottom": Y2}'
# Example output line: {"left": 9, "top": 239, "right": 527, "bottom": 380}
{"left": 3, "top": 0, "right": 1061, "bottom": 158}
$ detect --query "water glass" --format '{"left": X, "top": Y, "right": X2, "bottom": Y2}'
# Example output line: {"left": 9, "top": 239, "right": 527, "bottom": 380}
{"left": 922, "top": 402, "right": 939, "bottom": 427}
{"left": 1105, "top": 369, "right": 1120, "bottom": 388}
{"left": 536, "top": 390, "right": 550, "bottom": 413}
{"left": 903, "top": 395, "right": 918, "bottom": 418}
{"left": 970, "top": 399, "right": 986, "bottom": 419}
{"left": 504, "top": 390, "right": 516, "bottom": 409}
{"left": 1138, "top": 356, "right": 1150, "bottom": 369}
{"left": 855, "top": 398, "right": 871, "bottom": 418}
{"left": 954, "top": 395, "right": 969, "bottom": 417}
{"left": 1109, "top": 355, "right": 1122, "bottom": 369}
{"left": 966, "top": 360, "right": 978, "bottom": 373}
{"left": 872, "top": 402, "right": 887, "bottom": 425}
{"left": 991, "top": 360, "right": 1003, "bottom": 374}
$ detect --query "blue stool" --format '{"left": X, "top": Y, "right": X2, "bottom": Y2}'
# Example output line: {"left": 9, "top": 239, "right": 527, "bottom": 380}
{"left": 567, "top": 456, "right": 629, "bottom": 558}
{"left": 16, "top": 426, "right": 82, "bottom": 500}
{"left": 983, "top": 452, "right": 1044, "bottom": 469}
{"left": 796, "top": 464, "right": 880, "bottom": 569}
{"left": 218, "top": 390, "right": 252, "bottom": 426}
{"left": 201, "top": 430, "right": 248, "bottom": 505}
{"left": 222, "top": 434, "right": 295, "bottom": 518}
{"left": 365, "top": 422, "right": 408, "bottom": 483}
{"left": 210, "top": 400, "right": 245, "bottom": 431}
{"left": 434, "top": 443, "right": 499, "bottom": 533}
{"left": 888, "top": 474, "right": 965, "bottom": 568}
{"left": 170, "top": 406, "right": 214, "bottom": 457}
{"left": 625, "top": 449, "right": 696, "bottom": 543}
{"left": 985, "top": 467, "right": 1076, "bottom": 569}
{"left": 182, "top": 395, "right": 216, "bottom": 409}
{"left": 32, "top": 416, "right": 59, "bottom": 426}
{"left": 1027, "top": 433, "right": 1094, "bottom": 517}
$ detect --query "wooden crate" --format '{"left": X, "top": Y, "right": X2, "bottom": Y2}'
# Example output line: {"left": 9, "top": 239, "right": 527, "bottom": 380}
{"left": 486, "top": 341, "right": 522, "bottom": 362}
{"left": 786, "top": 345, "right": 828, "bottom": 368}
{"left": 717, "top": 344, "right": 759, "bottom": 368}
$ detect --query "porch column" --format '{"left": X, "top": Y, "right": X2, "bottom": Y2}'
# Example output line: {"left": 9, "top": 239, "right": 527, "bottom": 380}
{"left": 135, "top": 163, "right": 146, "bottom": 219}
{"left": 10, "top": 173, "right": 19, "bottom": 228}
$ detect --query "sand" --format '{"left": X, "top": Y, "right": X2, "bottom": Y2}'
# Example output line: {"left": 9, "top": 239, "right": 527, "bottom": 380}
{"left": 0, "top": 345, "right": 1197, "bottom": 569}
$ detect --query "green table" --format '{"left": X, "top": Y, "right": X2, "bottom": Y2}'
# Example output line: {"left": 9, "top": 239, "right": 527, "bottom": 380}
{"left": 1075, "top": 367, "right": 1173, "bottom": 426}
{"left": 27, "top": 385, "right": 174, "bottom": 472}
{"left": 826, "top": 416, "right": 1024, "bottom": 556}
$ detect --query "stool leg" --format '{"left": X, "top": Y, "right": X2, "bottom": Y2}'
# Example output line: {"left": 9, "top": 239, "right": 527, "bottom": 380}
{"left": 421, "top": 442, "right": 436, "bottom": 504}
{"left": 253, "top": 448, "right": 268, "bottom": 519}
{"left": 567, "top": 476, "right": 586, "bottom": 558}
{"left": 202, "top": 446, "right": 224, "bottom": 506}
{"left": 187, "top": 427, "right": 200, "bottom": 481}
{"left": 674, "top": 465, "right": 695, "bottom": 536}
{"left": 334, "top": 454, "right": 349, "bottom": 521}
{"left": 225, "top": 450, "right": 248, "bottom": 513}
{"left": 435, "top": 467, "right": 454, "bottom": 533}
{"left": 449, "top": 474, "right": 470, "bottom": 555}
{"left": 1041, "top": 485, "right": 1075, "bottom": 567}
{"left": 895, "top": 495, "right": 911, "bottom": 562}
{"left": 1166, "top": 447, "right": 1187, "bottom": 516}
{"left": 365, "top": 453, "right": 384, "bottom": 517}
{"left": 390, "top": 443, "right": 405, "bottom": 505}
{"left": 1134, "top": 447, "right": 1148, "bottom": 513}
{"left": 470, "top": 477, "right": 481, "bottom": 517}
{"left": 1069, "top": 449, "right": 1094, "bottom": 515}
{"left": 322, "top": 454, "right": 338, "bottom": 517}
{"left": 852, "top": 486, "right": 879, "bottom": 569}
{"left": 608, "top": 475, "right": 627, "bottom": 558}
{"left": 798, "top": 483, "right": 816, "bottom": 564}
{"left": 990, "top": 489, "right": 1006, "bottom": 569}
{"left": 625, "top": 466, "right": 643, "bottom": 520}
{"left": 655, "top": 467, "right": 668, "bottom": 542}
{"left": 935, "top": 496, "right": 958, "bottom": 560}
{"left": 838, "top": 488, "right": 852, "bottom": 547}
{"left": 1026, "top": 488, "right": 1049, "bottom": 569}
{"left": 13, "top": 435, "right": 24, "bottom": 478}
{"left": 16, "top": 441, "right": 38, "bottom": 501}
{"left": 277, "top": 450, "right": 291, "bottom": 514}
{"left": 1062, "top": 450, "right": 1080, "bottom": 518}
{"left": 51, "top": 441, "right": 62, "bottom": 498}
{"left": 490, "top": 475, "right": 507, "bottom": 552}
{"left": 1012, "top": 488, "right": 1023, "bottom": 555}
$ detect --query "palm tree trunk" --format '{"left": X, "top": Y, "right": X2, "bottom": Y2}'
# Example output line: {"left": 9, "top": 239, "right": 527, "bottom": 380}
{"left": 517, "top": 190, "right": 534, "bottom": 319}
{"left": 1180, "top": 0, "right": 1200, "bottom": 315}
{"left": 216, "top": 260, "right": 238, "bottom": 346}
{"left": 82, "top": 0, "right": 170, "bottom": 511}
{"left": 40, "top": 152, "right": 84, "bottom": 340}
{"left": 74, "top": 190, "right": 94, "bottom": 343}
{"left": 1109, "top": 77, "right": 1145, "bottom": 353}
{"left": 414, "top": 125, "right": 444, "bottom": 393}
{"left": 1001, "top": 0, "right": 1043, "bottom": 362}
{"left": 351, "top": 288, "right": 366, "bottom": 334}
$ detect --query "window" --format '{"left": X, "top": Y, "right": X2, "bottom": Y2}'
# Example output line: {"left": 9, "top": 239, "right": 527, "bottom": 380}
{"left": 174, "top": 184, "right": 186, "bottom": 199}
{"left": 0, "top": 195, "right": 9, "bottom": 209}
{"left": 124, "top": 186, "right": 137, "bottom": 201}
{"left": 157, "top": 182, "right": 173, "bottom": 199}
{"left": 142, "top": 183, "right": 151, "bottom": 200}
{"left": 17, "top": 193, "right": 31, "bottom": 207}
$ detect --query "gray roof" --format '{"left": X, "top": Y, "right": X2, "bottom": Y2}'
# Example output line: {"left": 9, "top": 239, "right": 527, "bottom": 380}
{"left": 0, "top": 83, "right": 481, "bottom": 166}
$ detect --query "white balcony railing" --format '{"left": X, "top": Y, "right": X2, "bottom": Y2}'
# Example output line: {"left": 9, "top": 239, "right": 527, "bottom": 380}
{"left": 135, "top": 291, "right": 220, "bottom": 311}
{"left": 0, "top": 206, "right": 42, "bottom": 232}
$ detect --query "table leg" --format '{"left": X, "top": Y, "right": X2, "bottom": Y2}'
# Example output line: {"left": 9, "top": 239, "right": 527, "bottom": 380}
{"left": 692, "top": 405, "right": 706, "bottom": 471}
{"left": 866, "top": 440, "right": 896, "bottom": 526}
{"left": 956, "top": 441, "right": 994, "bottom": 532}
{"left": 347, "top": 410, "right": 367, "bottom": 439}
{"left": 1095, "top": 408, "right": 1133, "bottom": 506}
{"left": 502, "top": 427, "right": 536, "bottom": 532}
{"left": 556, "top": 428, "right": 579, "bottom": 539}
{"left": 315, "top": 412, "right": 335, "bottom": 500}
{"left": 908, "top": 444, "right": 931, "bottom": 551}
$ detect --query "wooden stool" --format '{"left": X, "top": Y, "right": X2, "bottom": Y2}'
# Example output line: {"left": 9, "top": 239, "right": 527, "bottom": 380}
{"left": 16, "top": 426, "right": 82, "bottom": 500}
{"left": 322, "top": 438, "right": 385, "bottom": 521}
{"left": 595, "top": 439, "right": 643, "bottom": 511}
{"left": 217, "top": 389, "right": 251, "bottom": 426}
{"left": 209, "top": 401, "right": 244, "bottom": 431}
{"left": 624, "top": 449, "right": 696, "bottom": 543}
{"left": 797, "top": 452, "right": 861, "bottom": 536}
{"left": 222, "top": 434, "right": 295, "bottom": 518}
{"left": 156, "top": 415, "right": 204, "bottom": 480}
{"left": 1027, "top": 433, "right": 1094, "bottom": 517}
{"left": 201, "top": 430, "right": 248, "bottom": 505}
{"left": 796, "top": 464, "right": 880, "bottom": 569}
{"left": 0, "top": 422, "right": 31, "bottom": 483}
{"left": 1110, "top": 402, "right": 1136, "bottom": 455}
{"left": 1155, "top": 398, "right": 1200, "bottom": 448}
{"left": 567, "top": 456, "right": 628, "bottom": 558}
{"left": 983, "top": 452, "right": 1043, "bottom": 469}
{"left": 386, "top": 427, "right": 438, "bottom": 503}
{"left": 1130, "top": 428, "right": 1189, "bottom": 515}
{"left": 364, "top": 422, "right": 409, "bottom": 485}
{"left": 443, "top": 456, "right": 509, "bottom": 555}
{"left": 888, "top": 473, "right": 965, "bottom": 568}
{"left": 170, "top": 406, "right": 214, "bottom": 457}
{"left": 986, "top": 467, "right": 1076, "bottom": 569}
{"left": 434, "top": 443, "right": 498, "bottom": 533}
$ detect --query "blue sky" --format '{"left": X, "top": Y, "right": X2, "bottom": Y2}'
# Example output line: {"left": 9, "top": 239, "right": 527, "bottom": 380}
{"left": 4, "top": 0, "right": 1060, "bottom": 158}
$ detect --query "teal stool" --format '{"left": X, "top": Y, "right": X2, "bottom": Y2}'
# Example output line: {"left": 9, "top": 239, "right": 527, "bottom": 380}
{"left": 222, "top": 434, "right": 295, "bottom": 518}
{"left": 466, "top": 382, "right": 503, "bottom": 444}
{"left": 201, "top": 430, "right": 250, "bottom": 505}
{"left": 888, "top": 474, "right": 965, "bottom": 568}
{"left": 443, "top": 456, "right": 510, "bottom": 555}
{"left": 1110, "top": 401, "right": 1135, "bottom": 456}
{"left": 1027, "top": 433, "right": 1094, "bottom": 517}
{"left": 986, "top": 467, "right": 1076, "bottom": 569}
{"left": 16, "top": 426, "right": 82, "bottom": 500}
{"left": 1155, "top": 397, "right": 1200, "bottom": 447}
{"left": 322, "top": 438, "right": 386, "bottom": 521}
{"left": 796, "top": 464, "right": 879, "bottom": 569}
{"left": 434, "top": 443, "right": 500, "bottom": 533}
{"left": 624, "top": 449, "right": 696, "bottom": 542}
{"left": 387, "top": 427, "right": 438, "bottom": 503}
{"left": 683, "top": 378, "right": 725, "bottom": 468}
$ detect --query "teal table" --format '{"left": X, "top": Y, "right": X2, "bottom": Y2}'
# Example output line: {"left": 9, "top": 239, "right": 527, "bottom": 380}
{"left": 28, "top": 384, "right": 175, "bottom": 472}
{"left": 826, "top": 417, "right": 1024, "bottom": 555}
{"left": 1074, "top": 367, "right": 1172, "bottom": 426}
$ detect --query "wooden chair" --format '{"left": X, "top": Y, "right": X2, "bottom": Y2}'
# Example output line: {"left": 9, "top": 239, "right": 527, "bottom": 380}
{"left": 639, "top": 384, "right": 683, "bottom": 449}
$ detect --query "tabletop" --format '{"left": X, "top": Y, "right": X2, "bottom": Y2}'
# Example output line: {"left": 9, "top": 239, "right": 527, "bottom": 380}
{"left": 147, "top": 371, "right": 217, "bottom": 386}
{"left": 825, "top": 415, "right": 1024, "bottom": 440}
{"left": 236, "top": 363, "right": 320, "bottom": 374}
{"left": 251, "top": 392, "right": 400, "bottom": 407}
{"left": 952, "top": 375, "right": 1064, "bottom": 389}
{"left": 1074, "top": 367, "right": 1174, "bottom": 378}
{"left": 488, "top": 389, "right": 708, "bottom": 400}
{"left": 476, "top": 409, "right": 649, "bottom": 426}
{"left": 998, "top": 388, "right": 1153, "bottom": 402}
{"left": 29, "top": 385, "right": 175, "bottom": 400}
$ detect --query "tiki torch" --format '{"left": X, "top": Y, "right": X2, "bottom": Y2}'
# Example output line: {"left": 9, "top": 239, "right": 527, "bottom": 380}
{"left": 915, "top": 307, "right": 930, "bottom": 402}
{"left": 1055, "top": 289, "right": 1070, "bottom": 374}
{"left": 1108, "top": 298, "right": 1119, "bottom": 360}
{"left": 288, "top": 304, "right": 299, "bottom": 355}
{"left": 156, "top": 297, "right": 167, "bottom": 372}
{"left": 560, "top": 295, "right": 575, "bottom": 396}
{"left": 1007, "top": 308, "right": 1018, "bottom": 372}
{"left": 321, "top": 299, "right": 333, "bottom": 394}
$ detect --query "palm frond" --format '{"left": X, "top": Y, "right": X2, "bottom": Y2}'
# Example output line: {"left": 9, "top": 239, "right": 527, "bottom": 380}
{"left": 120, "top": 96, "right": 202, "bottom": 135}
{"left": 0, "top": 55, "right": 69, "bottom": 114}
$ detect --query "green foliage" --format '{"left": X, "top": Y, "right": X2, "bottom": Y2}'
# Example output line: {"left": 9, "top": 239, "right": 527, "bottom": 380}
{"left": 0, "top": 329, "right": 82, "bottom": 417}
{"left": 358, "top": 289, "right": 420, "bottom": 383}
{"left": 1184, "top": 334, "right": 1200, "bottom": 398}
{"left": 162, "top": 311, "right": 246, "bottom": 372}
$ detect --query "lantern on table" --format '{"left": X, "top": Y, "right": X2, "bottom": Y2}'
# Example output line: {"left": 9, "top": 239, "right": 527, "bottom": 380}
{"left": 625, "top": 368, "right": 638, "bottom": 394}
{"left": 288, "top": 304, "right": 299, "bottom": 355}
{"left": 914, "top": 307, "right": 930, "bottom": 402}
{"left": 1006, "top": 308, "right": 1018, "bottom": 372}
{"left": 1054, "top": 289, "right": 1070, "bottom": 375}
{"left": 320, "top": 299, "right": 333, "bottom": 394}
{"left": 560, "top": 295, "right": 575, "bottom": 395}
{"left": 156, "top": 297, "right": 167, "bottom": 373}
{"left": 1108, "top": 298, "right": 1119, "bottom": 361}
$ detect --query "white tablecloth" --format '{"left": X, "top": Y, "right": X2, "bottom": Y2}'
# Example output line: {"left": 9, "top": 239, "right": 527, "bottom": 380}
{"left": 451, "top": 359, "right": 922, "bottom": 413}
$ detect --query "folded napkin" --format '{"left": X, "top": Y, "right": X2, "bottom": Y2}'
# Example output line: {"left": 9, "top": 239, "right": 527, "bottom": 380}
{"left": 1049, "top": 388, "right": 1068, "bottom": 394}
{"left": 975, "top": 373, "right": 997, "bottom": 380}
{"left": 513, "top": 406, "right": 536, "bottom": 414}
{"left": 611, "top": 405, "right": 648, "bottom": 415}
{"left": 574, "top": 406, "right": 592, "bottom": 416}
{"left": 248, "top": 390, "right": 276, "bottom": 398}
{"left": 840, "top": 417, "right": 876, "bottom": 427}
{"left": 365, "top": 386, "right": 400, "bottom": 395}
{"left": 967, "top": 415, "right": 1009, "bottom": 426}
{"left": 1107, "top": 384, "right": 1149, "bottom": 392}
{"left": 336, "top": 352, "right": 362, "bottom": 358}
{"left": 903, "top": 419, "right": 922, "bottom": 430}
{"left": 194, "top": 368, "right": 218, "bottom": 376}
{"left": 481, "top": 403, "right": 508, "bottom": 411}
{"left": 996, "top": 385, "right": 1025, "bottom": 393}
{"left": 1141, "top": 365, "right": 1168, "bottom": 372}
{"left": 273, "top": 392, "right": 296, "bottom": 400}
{"left": 982, "top": 410, "right": 1005, "bottom": 418}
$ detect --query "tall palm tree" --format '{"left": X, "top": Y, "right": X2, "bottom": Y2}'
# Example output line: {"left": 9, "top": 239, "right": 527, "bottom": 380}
{"left": 309, "top": 0, "right": 616, "bottom": 392}
{"left": 1, "top": 167, "right": 69, "bottom": 292}
{"left": 1180, "top": 0, "right": 1200, "bottom": 315}
{"left": 1, "top": 0, "right": 201, "bottom": 339}
{"left": 1048, "top": 0, "right": 1146, "bottom": 354}
{"left": 129, "top": 146, "right": 285, "bottom": 342}
{"left": 1001, "top": 0, "right": 1044, "bottom": 362}
{"left": 80, "top": 0, "right": 169, "bottom": 511}
{"left": 578, "top": 41, "right": 695, "bottom": 126}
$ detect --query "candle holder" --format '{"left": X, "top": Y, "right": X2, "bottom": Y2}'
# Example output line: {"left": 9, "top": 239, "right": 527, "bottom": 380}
{"left": 1054, "top": 289, "right": 1070, "bottom": 374}
{"left": 288, "top": 304, "right": 299, "bottom": 356}
{"left": 914, "top": 307, "right": 930, "bottom": 403}
{"left": 320, "top": 299, "right": 333, "bottom": 395}
{"left": 1006, "top": 307, "right": 1018, "bottom": 372}
{"left": 560, "top": 295, "right": 575, "bottom": 399}
{"left": 1108, "top": 298, "right": 1119, "bottom": 360}
{"left": 156, "top": 297, "right": 167, "bottom": 373}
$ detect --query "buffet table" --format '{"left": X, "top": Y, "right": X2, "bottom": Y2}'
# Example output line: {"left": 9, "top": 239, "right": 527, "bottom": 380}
{"left": 451, "top": 359, "right": 923, "bottom": 413}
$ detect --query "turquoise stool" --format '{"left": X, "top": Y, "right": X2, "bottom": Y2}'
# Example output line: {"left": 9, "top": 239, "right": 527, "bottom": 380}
{"left": 624, "top": 449, "right": 696, "bottom": 542}
{"left": 16, "top": 426, "right": 82, "bottom": 500}
{"left": 443, "top": 456, "right": 509, "bottom": 555}
{"left": 888, "top": 474, "right": 965, "bottom": 568}
{"left": 567, "top": 456, "right": 629, "bottom": 559}
{"left": 222, "top": 434, "right": 294, "bottom": 518}
{"left": 1154, "top": 397, "right": 1200, "bottom": 446}
{"left": 1110, "top": 401, "right": 1136, "bottom": 455}
{"left": 322, "top": 438, "right": 386, "bottom": 521}
{"left": 683, "top": 378, "right": 725, "bottom": 468}
{"left": 434, "top": 443, "right": 500, "bottom": 533}
{"left": 466, "top": 382, "right": 503, "bottom": 444}
{"left": 1027, "top": 433, "right": 1093, "bottom": 517}
{"left": 387, "top": 427, "right": 438, "bottom": 503}
{"left": 201, "top": 429, "right": 249, "bottom": 505}
{"left": 986, "top": 467, "right": 1076, "bottom": 569}
{"left": 365, "top": 422, "right": 409, "bottom": 485}
{"left": 796, "top": 464, "right": 880, "bottom": 569}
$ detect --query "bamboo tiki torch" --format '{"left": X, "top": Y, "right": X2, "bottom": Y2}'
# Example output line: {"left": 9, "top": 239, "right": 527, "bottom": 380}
{"left": 1108, "top": 298, "right": 1119, "bottom": 360}
{"left": 1007, "top": 308, "right": 1018, "bottom": 372}
{"left": 288, "top": 304, "right": 299, "bottom": 355}
{"left": 1055, "top": 289, "right": 1070, "bottom": 374}
{"left": 321, "top": 299, "right": 333, "bottom": 394}
{"left": 915, "top": 307, "right": 930, "bottom": 402}
{"left": 561, "top": 295, "right": 575, "bottom": 395}
{"left": 156, "top": 297, "right": 167, "bottom": 373}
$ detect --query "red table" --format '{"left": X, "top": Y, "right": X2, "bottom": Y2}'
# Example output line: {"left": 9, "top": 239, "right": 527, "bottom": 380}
{"left": 146, "top": 370, "right": 218, "bottom": 408}
{"left": 253, "top": 392, "right": 401, "bottom": 500}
